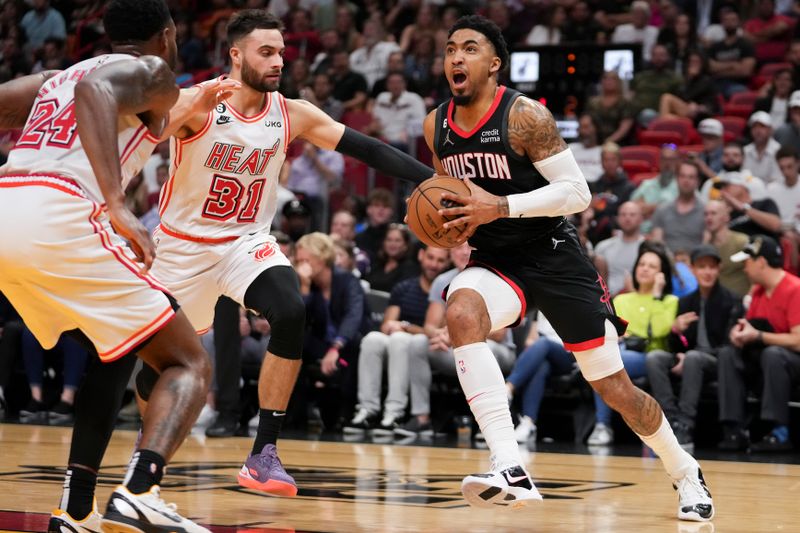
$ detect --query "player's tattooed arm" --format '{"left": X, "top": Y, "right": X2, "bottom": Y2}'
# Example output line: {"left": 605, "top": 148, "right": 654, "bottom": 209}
{"left": 507, "top": 96, "right": 568, "bottom": 163}
{"left": 0, "top": 70, "right": 59, "bottom": 128}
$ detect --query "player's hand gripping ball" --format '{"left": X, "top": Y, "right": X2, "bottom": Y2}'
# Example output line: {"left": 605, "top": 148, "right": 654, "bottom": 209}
{"left": 406, "top": 175, "right": 471, "bottom": 248}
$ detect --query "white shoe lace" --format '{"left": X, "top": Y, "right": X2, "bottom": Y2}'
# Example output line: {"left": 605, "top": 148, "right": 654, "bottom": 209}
{"left": 677, "top": 472, "right": 710, "bottom": 505}
{"left": 145, "top": 487, "right": 181, "bottom": 517}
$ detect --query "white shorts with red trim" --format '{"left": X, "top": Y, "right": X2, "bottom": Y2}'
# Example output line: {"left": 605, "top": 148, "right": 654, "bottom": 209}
{"left": 0, "top": 176, "right": 175, "bottom": 362}
{"left": 446, "top": 266, "right": 522, "bottom": 332}
{"left": 150, "top": 227, "right": 290, "bottom": 333}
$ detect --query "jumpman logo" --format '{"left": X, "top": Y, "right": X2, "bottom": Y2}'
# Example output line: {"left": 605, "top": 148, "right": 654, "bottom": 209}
{"left": 443, "top": 129, "right": 455, "bottom": 146}
{"left": 551, "top": 237, "right": 565, "bottom": 250}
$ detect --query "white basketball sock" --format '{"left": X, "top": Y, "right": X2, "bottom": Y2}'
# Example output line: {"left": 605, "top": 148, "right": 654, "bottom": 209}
{"left": 638, "top": 414, "right": 698, "bottom": 480}
{"left": 453, "top": 342, "right": 521, "bottom": 468}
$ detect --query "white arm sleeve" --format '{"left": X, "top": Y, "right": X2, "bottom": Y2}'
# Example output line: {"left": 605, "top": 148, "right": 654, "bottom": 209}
{"left": 505, "top": 148, "right": 591, "bottom": 218}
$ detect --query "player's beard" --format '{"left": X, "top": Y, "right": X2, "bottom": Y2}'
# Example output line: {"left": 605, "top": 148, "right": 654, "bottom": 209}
{"left": 453, "top": 93, "right": 473, "bottom": 106}
{"left": 241, "top": 57, "right": 280, "bottom": 93}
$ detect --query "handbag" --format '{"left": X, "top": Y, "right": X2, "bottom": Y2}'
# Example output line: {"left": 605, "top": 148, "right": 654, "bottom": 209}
{"left": 623, "top": 335, "right": 648, "bottom": 352}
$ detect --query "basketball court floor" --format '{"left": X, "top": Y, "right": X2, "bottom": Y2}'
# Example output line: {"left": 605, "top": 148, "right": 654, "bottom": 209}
{"left": 0, "top": 423, "right": 796, "bottom": 532}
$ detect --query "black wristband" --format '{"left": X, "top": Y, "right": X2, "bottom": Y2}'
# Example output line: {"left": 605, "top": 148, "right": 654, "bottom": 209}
{"left": 335, "top": 127, "right": 434, "bottom": 185}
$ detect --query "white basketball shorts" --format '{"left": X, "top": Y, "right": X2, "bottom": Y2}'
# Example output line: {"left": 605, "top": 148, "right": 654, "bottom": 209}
{"left": 150, "top": 223, "right": 291, "bottom": 333}
{"left": 0, "top": 175, "right": 176, "bottom": 362}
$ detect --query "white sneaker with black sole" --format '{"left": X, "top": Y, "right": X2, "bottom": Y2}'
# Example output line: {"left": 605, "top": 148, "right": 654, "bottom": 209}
{"left": 370, "top": 413, "right": 401, "bottom": 436}
{"left": 461, "top": 462, "right": 542, "bottom": 509}
{"left": 343, "top": 407, "right": 379, "bottom": 435}
{"left": 101, "top": 485, "right": 210, "bottom": 533}
{"left": 47, "top": 499, "right": 102, "bottom": 533}
{"left": 674, "top": 467, "right": 714, "bottom": 522}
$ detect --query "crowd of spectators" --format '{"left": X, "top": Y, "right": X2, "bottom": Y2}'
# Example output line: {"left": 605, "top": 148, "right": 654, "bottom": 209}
{"left": 2, "top": 0, "right": 800, "bottom": 453}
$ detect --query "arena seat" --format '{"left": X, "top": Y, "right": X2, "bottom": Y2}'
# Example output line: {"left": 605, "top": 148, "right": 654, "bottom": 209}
{"left": 644, "top": 117, "right": 696, "bottom": 145}
{"left": 621, "top": 159, "right": 652, "bottom": 176}
{"left": 715, "top": 116, "right": 747, "bottom": 142}
{"left": 620, "top": 145, "right": 661, "bottom": 169}
{"left": 638, "top": 129, "right": 684, "bottom": 147}
{"left": 630, "top": 171, "right": 659, "bottom": 186}
{"left": 722, "top": 91, "right": 759, "bottom": 118}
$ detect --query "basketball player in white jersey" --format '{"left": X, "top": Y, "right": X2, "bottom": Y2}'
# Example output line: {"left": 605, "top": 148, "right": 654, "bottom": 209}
{"left": 51, "top": 7, "right": 438, "bottom": 519}
{"left": 0, "top": 1, "right": 239, "bottom": 532}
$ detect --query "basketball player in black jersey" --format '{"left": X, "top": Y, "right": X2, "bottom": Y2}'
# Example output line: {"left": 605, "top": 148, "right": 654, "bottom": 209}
{"left": 426, "top": 16, "right": 714, "bottom": 521}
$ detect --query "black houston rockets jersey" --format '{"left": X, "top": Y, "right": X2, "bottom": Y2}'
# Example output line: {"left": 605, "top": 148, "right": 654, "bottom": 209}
{"left": 433, "top": 85, "right": 565, "bottom": 250}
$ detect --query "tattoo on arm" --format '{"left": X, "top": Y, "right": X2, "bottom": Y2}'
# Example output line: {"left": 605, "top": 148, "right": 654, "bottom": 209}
{"left": 497, "top": 197, "right": 509, "bottom": 217}
{"left": 507, "top": 97, "right": 568, "bottom": 163}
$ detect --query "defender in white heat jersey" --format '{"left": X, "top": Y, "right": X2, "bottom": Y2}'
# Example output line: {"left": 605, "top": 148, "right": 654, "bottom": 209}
{"left": 67, "top": 9, "right": 437, "bottom": 507}
{"left": 0, "top": 2, "right": 224, "bottom": 533}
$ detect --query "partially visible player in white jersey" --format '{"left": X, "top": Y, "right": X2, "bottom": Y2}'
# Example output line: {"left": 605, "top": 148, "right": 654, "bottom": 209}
{"left": 52, "top": 7, "right": 439, "bottom": 515}
{"left": 0, "top": 1, "right": 244, "bottom": 532}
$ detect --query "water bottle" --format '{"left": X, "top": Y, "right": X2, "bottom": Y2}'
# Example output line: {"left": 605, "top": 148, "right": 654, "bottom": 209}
{"left": 457, "top": 415, "right": 472, "bottom": 447}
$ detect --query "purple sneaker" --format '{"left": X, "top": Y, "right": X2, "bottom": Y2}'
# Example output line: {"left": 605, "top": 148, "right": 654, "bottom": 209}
{"left": 237, "top": 444, "right": 297, "bottom": 496}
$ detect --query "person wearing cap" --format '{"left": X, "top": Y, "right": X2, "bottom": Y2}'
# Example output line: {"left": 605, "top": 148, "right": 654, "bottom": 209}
{"left": 717, "top": 234, "right": 800, "bottom": 452}
{"left": 774, "top": 89, "right": 800, "bottom": 149}
{"left": 281, "top": 197, "right": 313, "bottom": 242}
{"left": 744, "top": 111, "right": 782, "bottom": 184}
{"left": 646, "top": 244, "right": 743, "bottom": 448}
{"left": 713, "top": 169, "right": 782, "bottom": 240}
{"left": 690, "top": 118, "right": 724, "bottom": 182}
{"left": 703, "top": 199, "right": 752, "bottom": 297}
{"left": 650, "top": 161, "right": 705, "bottom": 255}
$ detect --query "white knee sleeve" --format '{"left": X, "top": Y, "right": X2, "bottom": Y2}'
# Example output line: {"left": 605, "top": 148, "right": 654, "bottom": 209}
{"left": 446, "top": 267, "right": 522, "bottom": 331}
{"left": 572, "top": 319, "right": 624, "bottom": 382}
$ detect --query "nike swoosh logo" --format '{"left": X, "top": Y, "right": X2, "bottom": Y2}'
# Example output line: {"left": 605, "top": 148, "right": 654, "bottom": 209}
{"left": 505, "top": 473, "right": 528, "bottom": 484}
{"left": 139, "top": 501, "right": 183, "bottom": 523}
{"left": 272, "top": 412, "right": 286, "bottom": 417}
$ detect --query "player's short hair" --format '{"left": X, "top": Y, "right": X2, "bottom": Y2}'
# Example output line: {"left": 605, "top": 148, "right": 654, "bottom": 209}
{"left": 448, "top": 15, "right": 509, "bottom": 72}
{"left": 103, "top": 0, "right": 172, "bottom": 44}
{"left": 227, "top": 9, "right": 284, "bottom": 43}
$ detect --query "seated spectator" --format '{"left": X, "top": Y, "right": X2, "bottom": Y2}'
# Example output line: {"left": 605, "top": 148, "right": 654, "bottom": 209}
{"left": 703, "top": 199, "right": 752, "bottom": 297}
{"left": 567, "top": 114, "right": 603, "bottom": 184}
{"left": 310, "top": 28, "right": 340, "bottom": 76}
{"left": 630, "top": 44, "right": 683, "bottom": 126}
{"left": 690, "top": 118, "right": 725, "bottom": 182}
{"left": 774, "top": 90, "right": 800, "bottom": 149}
{"left": 397, "top": 2, "right": 446, "bottom": 54}
{"left": 399, "top": 243, "right": 516, "bottom": 438}
{"left": 708, "top": 8, "right": 757, "bottom": 98}
{"left": 743, "top": 0, "right": 794, "bottom": 65}
{"left": 658, "top": 12, "right": 699, "bottom": 74}
{"left": 588, "top": 243, "right": 679, "bottom": 445}
{"left": 700, "top": 142, "right": 768, "bottom": 201}
{"left": 329, "top": 49, "right": 368, "bottom": 112}
{"left": 333, "top": 5, "right": 361, "bottom": 53}
{"left": 768, "top": 146, "right": 800, "bottom": 229}
{"left": 20, "top": 0, "right": 65, "bottom": 55}
{"left": 330, "top": 210, "right": 370, "bottom": 276}
{"left": 0, "top": 36, "right": 31, "bottom": 82}
{"left": 524, "top": 4, "right": 566, "bottom": 45}
{"left": 594, "top": 201, "right": 646, "bottom": 297}
{"left": 715, "top": 171, "right": 783, "bottom": 240}
{"left": 283, "top": 8, "right": 321, "bottom": 64}
{"left": 754, "top": 67, "right": 794, "bottom": 128}
{"left": 505, "top": 311, "right": 575, "bottom": 444}
{"left": 286, "top": 140, "right": 344, "bottom": 232}
{"left": 31, "top": 36, "right": 70, "bottom": 72}
{"left": 281, "top": 197, "right": 313, "bottom": 242}
{"left": 296, "top": 232, "right": 371, "bottom": 426}
{"left": 364, "top": 223, "right": 420, "bottom": 293}
{"left": 718, "top": 234, "right": 800, "bottom": 452}
{"left": 631, "top": 144, "right": 680, "bottom": 232}
{"left": 586, "top": 71, "right": 635, "bottom": 145}
{"left": 349, "top": 19, "right": 401, "bottom": 92}
{"left": 588, "top": 142, "right": 635, "bottom": 244}
{"left": 562, "top": 1, "right": 603, "bottom": 44}
{"left": 646, "top": 245, "right": 742, "bottom": 447}
{"left": 744, "top": 111, "right": 783, "bottom": 185}
{"left": 611, "top": 1, "right": 659, "bottom": 62}
{"left": 302, "top": 72, "right": 344, "bottom": 121}
{"left": 175, "top": 15, "right": 209, "bottom": 72}
{"left": 371, "top": 51, "right": 418, "bottom": 99}
{"left": 404, "top": 33, "right": 436, "bottom": 91}
{"left": 659, "top": 50, "right": 719, "bottom": 121}
{"left": 344, "top": 245, "right": 451, "bottom": 435}
{"left": 651, "top": 161, "right": 706, "bottom": 255}
{"left": 355, "top": 187, "right": 395, "bottom": 265}
{"left": 281, "top": 56, "right": 311, "bottom": 99}
{"left": 19, "top": 328, "right": 89, "bottom": 425}
{"left": 367, "top": 73, "right": 427, "bottom": 153}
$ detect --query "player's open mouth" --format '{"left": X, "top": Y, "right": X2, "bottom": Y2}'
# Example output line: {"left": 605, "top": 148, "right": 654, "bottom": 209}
{"left": 452, "top": 72, "right": 467, "bottom": 88}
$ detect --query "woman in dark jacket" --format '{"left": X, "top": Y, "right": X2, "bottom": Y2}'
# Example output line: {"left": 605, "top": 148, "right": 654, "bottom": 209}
{"left": 296, "top": 232, "right": 371, "bottom": 426}
{"left": 754, "top": 68, "right": 794, "bottom": 129}
{"left": 659, "top": 49, "right": 719, "bottom": 121}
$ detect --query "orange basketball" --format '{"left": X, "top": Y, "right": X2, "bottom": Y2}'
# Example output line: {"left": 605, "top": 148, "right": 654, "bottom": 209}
{"left": 406, "top": 175, "right": 471, "bottom": 249}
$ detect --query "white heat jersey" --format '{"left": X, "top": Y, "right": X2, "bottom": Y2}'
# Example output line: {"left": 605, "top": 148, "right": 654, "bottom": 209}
{"left": 3, "top": 54, "right": 160, "bottom": 204}
{"left": 158, "top": 88, "right": 289, "bottom": 241}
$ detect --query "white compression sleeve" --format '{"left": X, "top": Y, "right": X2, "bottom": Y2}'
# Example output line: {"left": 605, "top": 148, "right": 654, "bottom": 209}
{"left": 505, "top": 148, "right": 591, "bottom": 218}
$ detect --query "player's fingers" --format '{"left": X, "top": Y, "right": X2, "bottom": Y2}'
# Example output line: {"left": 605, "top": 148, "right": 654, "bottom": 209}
{"left": 442, "top": 216, "right": 470, "bottom": 230}
{"left": 438, "top": 206, "right": 468, "bottom": 218}
{"left": 440, "top": 191, "right": 469, "bottom": 205}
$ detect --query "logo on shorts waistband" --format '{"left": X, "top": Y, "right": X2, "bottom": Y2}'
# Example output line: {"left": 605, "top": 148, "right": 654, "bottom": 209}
{"left": 249, "top": 242, "right": 276, "bottom": 262}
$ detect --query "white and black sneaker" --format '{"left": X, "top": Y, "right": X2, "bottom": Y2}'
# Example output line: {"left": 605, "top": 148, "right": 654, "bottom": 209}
{"left": 47, "top": 499, "right": 102, "bottom": 532}
{"left": 461, "top": 463, "right": 542, "bottom": 509}
{"left": 370, "top": 412, "right": 401, "bottom": 436}
{"left": 102, "top": 485, "right": 210, "bottom": 533}
{"left": 674, "top": 467, "right": 714, "bottom": 522}
{"left": 343, "top": 408, "right": 379, "bottom": 435}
